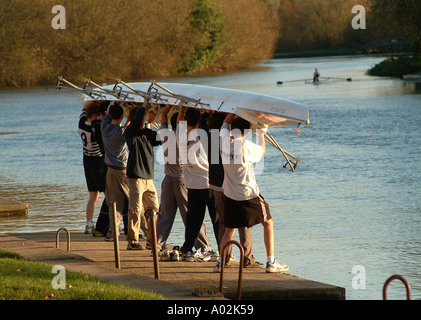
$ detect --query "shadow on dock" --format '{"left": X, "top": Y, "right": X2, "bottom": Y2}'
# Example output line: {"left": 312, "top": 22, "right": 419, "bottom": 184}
{"left": 0, "top": 231, "right": 345, "bottom": 300}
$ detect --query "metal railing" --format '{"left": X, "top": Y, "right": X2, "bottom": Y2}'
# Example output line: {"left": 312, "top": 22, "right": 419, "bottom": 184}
{"left": 55, "top": 228, "right": 70, "bottom": 252}
{"left": 110, "top": 202, "right": 121, "bottom": 269}
{"left": 219, "top": 240, "right": 244, "bottom": 300}
{"left": 145, "top": 209, "right": 160, "bottom": 279}
{"left": 383, "top": 275, "right": 411, "bottom": 300}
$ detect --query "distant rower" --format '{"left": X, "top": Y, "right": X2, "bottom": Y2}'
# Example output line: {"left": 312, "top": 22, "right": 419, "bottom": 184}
{"left": 313, "top": 68, "right": 320, "bottom": 83}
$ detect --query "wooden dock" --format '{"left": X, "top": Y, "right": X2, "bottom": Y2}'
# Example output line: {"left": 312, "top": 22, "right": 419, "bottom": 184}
{"left": 0, "top": 196, "right": 28, "bottom": 218}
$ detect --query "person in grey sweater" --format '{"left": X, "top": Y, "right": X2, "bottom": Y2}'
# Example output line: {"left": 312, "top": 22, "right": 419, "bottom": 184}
{"left": 101, "top": 102, "right": 130, "bottom": 242}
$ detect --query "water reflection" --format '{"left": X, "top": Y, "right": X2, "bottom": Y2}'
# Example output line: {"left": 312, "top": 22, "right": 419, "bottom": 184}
{"left": 0, "top": 181, "right": 87, "bottom": 232}
{"left": 0, "top": 56, "right": 420, "bottom": 300}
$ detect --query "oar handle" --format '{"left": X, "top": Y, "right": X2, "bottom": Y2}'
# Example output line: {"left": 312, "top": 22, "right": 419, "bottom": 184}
{"left": 277, "top": 79, "right": 308, "bottom": 85}
{"left": 320, "top": 76, "right": 352, "bottom": 82}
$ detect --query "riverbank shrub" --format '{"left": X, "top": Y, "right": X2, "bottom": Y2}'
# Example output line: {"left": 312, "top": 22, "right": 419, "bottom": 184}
{"left": 367, "top": 56, "right": 421, "bottom": 78}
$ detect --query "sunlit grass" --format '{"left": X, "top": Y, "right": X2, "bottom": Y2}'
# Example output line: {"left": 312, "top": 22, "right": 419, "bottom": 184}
{"left": 0, "top": 249, "right": 165, "bottom": 300}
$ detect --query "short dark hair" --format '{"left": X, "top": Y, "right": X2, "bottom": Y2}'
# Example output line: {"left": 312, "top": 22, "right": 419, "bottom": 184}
{"left": 85, "top": 101, "right": 98, "bottom": 119}
{"left": 207, "top": 112, "right": 226, "bottom": 130}
{"left": 128, "top": 106, "right": 139, "bottom": 122}
{"left": 231, "top": 117, "right": 250, "bottom": 135}
{"left": 109, "top": 103, "right": 124, "bottom": 120}
{"left": 171, "top": 112, "right": 178, "bottom": 130}
{"left": 185, "top": 108, "right": 201, "bottom": 127}
{"left": 97, "top": 101, "right": 109, "bottom": 116}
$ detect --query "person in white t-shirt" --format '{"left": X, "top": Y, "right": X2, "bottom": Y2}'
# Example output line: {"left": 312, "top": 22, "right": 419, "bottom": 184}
{"left": 214, "top": 113, "right": 289, "bottom": 273}
{"left": 156, "top": 106, "right": 211, "bottom": 254}
{"left": 176, "top": 105, "right": 219, "bottom": 261}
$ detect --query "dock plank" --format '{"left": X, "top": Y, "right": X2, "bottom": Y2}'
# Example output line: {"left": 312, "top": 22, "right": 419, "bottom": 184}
{"left": 0, "top": 232, "right": 345, "bottom": 300}
{"left": 0, "top": 196, "right": 28, "bottom": 217}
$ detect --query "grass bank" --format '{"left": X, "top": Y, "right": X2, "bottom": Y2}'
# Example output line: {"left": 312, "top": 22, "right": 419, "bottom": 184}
{"left": 367, "top": 56, "right": 421, "bottom": 78}
{"left": 0, "top": 249, "right": 165, "bottom": 300}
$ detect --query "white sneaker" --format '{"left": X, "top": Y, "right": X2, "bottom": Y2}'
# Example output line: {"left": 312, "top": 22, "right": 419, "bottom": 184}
{"left": 266, "top": 259, "right": 289, "bottom": 273}
{"left": 84, "top": 222, "right": 94, "bottom": 234}
{"left": 194, "top": 250, "right": 211, "bottom": 262}
{"left": 204, "top": 249, "right": 219, "bottom": 262}
{"left": 202, "top": 247, "right": 220, "bottom": 262}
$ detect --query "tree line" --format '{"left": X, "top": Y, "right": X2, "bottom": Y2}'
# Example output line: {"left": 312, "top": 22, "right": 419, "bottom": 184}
{"left": 0, "top": 0, "right": 279, "bottom": 87}
{"left": 276, "top": 0, "right": 420, "bottom": 55}
{"left": 1, "top": 0, "right": 419, "bottom": 88}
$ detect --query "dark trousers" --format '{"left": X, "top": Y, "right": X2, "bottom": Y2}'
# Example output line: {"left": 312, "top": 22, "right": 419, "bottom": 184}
{"left": 95, "top": 197, "right": 129, "bottom": 235}
{"left": 182, "top": 188, "right": 218, "bottom": 253}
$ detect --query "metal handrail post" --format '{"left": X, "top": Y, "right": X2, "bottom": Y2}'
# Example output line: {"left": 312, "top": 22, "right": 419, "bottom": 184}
{"left": 55, "top": 228, "right": 70, "bottom": 252}
{"left": 145, "top": 209, "right": 160, "bottom": 279}
{"left": 383, "top": 275, "right": 411, "bottom": 300}
{"left": 219, "top": 240, "right": 244, "bottom": 300}
{"left": 110, "top": 201, "right": 121, "bottom": 269}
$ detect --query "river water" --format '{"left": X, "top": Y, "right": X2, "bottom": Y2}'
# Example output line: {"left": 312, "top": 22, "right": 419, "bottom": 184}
{"left": 1, "top": 55, "right": 420, "bottom": 300}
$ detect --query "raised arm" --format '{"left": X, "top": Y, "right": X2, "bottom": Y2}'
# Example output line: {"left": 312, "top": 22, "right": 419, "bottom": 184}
{"left": 223, "top": 113, "right": 235, "bottom": 124}
{"left": 176, "top": 102, "right": 185, "bottom": 124}
{"left": 160, "top": 105, "right": 171, "bottom": 125}
{"left": 125, "top": 103, "right": 146, "bottom": 138}
{"left": 257, "top": 127, "right": 267, "bottom": 155}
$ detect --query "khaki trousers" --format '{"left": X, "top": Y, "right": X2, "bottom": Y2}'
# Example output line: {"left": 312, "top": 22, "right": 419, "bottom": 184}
{"left": 105, "top": 167, "right": 129, "bottom": 234}
{"left": 127, "top": 177, "right": 159, "bottom": 244}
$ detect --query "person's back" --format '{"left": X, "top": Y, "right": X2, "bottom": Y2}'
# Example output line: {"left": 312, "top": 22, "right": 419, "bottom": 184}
{"left": 176, "top": 108, "right": 209, "bottom": 189}
{"left": 220, "top": 118, "right": 264, "bottom": 201}
{"left": 313, "top": 68, "right": 320, "bottom": 82}
{"left": 79, "top": 102, "right": 103, "bottom": 161}
{"left": 216, "top": 114, "right": 289, "bottom": 274}
{"left": 91, "top": 101, "right": 109, "bottom": 156}
{"left": 203, "top": 112, "right": 225, "bottom": 190}
{"left": 124, "top": 106, "right": 160, "bottom": 180}
{"left": 100, "top": 102, "right": 130, "bottom": 241}
{"left": 177, "top": 106, "right": 218, "bottom": 260}
{"left": 156, "top": 109, "right": 211, "bottom": 254}
{"left": 101, "top": 103, "right": 128, "bottom": 169}
{"left": 161, "top": 112, "right": 184, "bottom": 179}
{"left": 124, "top": 102, "right": 160, "bottom": 250}
{"left": 78, "top": 101, "right": 106, "bottom": 234}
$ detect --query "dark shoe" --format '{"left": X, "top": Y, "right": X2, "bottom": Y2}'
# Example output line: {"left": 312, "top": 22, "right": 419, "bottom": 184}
{"left": 146, "top": 241, "right": 152, "bottom": 250}
{"left": 244, "top": 258, "right": 264, "bottom": 268}
{"left": 127, "top": 243, "right": 146, "bottom": 250}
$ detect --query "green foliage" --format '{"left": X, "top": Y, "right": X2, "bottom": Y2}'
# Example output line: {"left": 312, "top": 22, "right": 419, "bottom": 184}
{"left": 177, "top": 0, "right": 226, "bottom": 73}
{"left": 0, "top": 249, "right": 25, "bottom": 260}
{"left": 370, "top": 0, "right": 421, "bottom": 55}
{"left": 0, "top": 250, "right": 165, "bottom": 300}
{"left": 367, "top": 56, "right": 421, "bottom": 77}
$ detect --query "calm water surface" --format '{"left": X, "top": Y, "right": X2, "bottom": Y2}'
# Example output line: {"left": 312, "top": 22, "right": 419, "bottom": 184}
{"left": 1, "top": 55, "right": 420, "bottom": 300}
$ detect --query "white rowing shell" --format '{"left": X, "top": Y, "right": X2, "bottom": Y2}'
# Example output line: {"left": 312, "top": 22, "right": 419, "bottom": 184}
{"left": 83, "top": 82, "right": 310, "bottom": 128}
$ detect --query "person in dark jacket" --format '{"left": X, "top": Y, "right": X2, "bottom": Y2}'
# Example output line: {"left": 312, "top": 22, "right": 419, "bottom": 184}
{"left": 124, "top": 100, "right": 161, "bottom": 250}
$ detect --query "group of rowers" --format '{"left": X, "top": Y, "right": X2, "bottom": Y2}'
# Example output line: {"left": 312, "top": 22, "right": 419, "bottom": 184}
{"left": 78, "top": 98, "right": 289, "bottom": 273}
